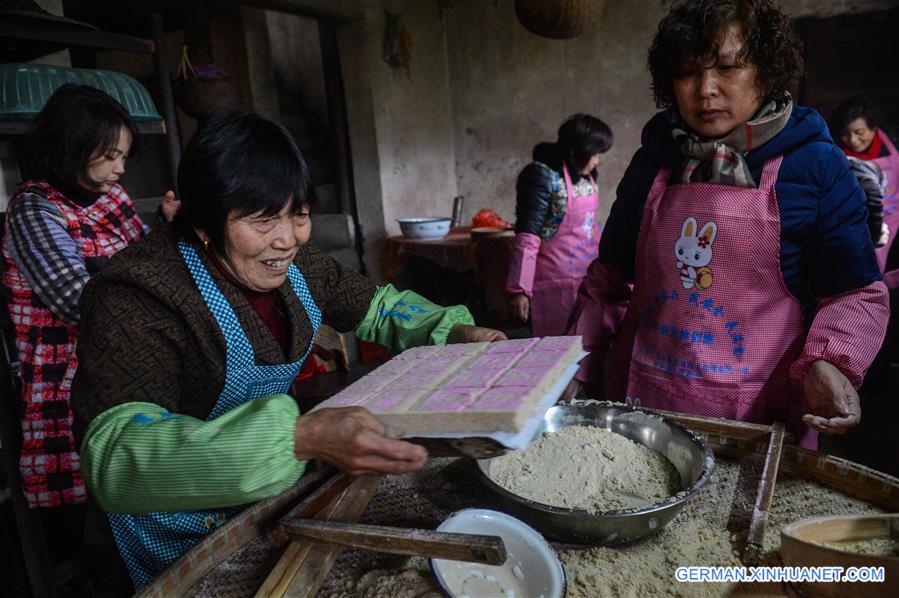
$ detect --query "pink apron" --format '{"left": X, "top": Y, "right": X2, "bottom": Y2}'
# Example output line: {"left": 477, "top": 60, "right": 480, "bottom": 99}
{"left": 530, "top": 165, "right": 601, "bottom": 336}
{"left": 872, "top": 130, "right": 899, "bottom": 287}
{"left": 612, "top": 157, "right": 816, "bottom": 448}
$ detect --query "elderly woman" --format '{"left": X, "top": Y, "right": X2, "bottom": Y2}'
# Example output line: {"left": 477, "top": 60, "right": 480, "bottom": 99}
{"left": 71, "top": 109, "right": 504, "bottom": 589}
{"left": 831, "top": 97, "right": 898, "bottom": 202}
{"left": 831, "top": 98, "right": 899, "bottom": 271}
{"left": 567, "top": 0, "right": 889, "bottom": 448}
{"left": 506, "top": 113, "right": 613, "bottom": 335}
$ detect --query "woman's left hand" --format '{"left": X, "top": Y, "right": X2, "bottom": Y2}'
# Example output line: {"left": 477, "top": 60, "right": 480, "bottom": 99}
{"left": 161, "top": 190, "right": 181, "bottom": 222}
{"left": 801, "top": 359, "right": 861, "bottom": 434}
{"left": 447, "top": 323, "right": 507, "bottom": 344}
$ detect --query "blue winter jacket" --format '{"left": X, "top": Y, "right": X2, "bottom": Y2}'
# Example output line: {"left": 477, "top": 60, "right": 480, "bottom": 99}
{"left": 599, "top": 106, "right": 882, "bottom": 303}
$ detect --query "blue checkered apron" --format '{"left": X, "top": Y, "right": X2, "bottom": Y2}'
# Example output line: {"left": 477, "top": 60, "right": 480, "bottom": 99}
{"left": 108, "top": 239, "right": 322, "bottom": 589}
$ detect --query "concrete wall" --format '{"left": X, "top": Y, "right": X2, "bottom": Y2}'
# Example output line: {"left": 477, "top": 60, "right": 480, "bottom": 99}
{"left": 364, "top": 0, "right": 459, "bottom": 232}
{"left": 445, "top": 0, "right": 666, "bottom": 226}
{"left": 335, "top": 0, "right": 458, "bottom": 277}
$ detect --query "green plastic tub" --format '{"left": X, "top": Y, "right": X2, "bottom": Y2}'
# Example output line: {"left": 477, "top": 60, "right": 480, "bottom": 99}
{"left": 0, "top": 63, "right": 161, "bottom": 121}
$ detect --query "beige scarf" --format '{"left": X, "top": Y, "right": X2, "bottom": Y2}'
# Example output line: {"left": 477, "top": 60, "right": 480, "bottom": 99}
{"left": 672, "top": 95, "right": 793, "bottom": 188}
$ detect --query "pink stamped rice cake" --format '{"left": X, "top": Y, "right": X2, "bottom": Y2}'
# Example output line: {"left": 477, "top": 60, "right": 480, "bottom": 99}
{"left": 485, "top": 337, "right": 539, "bottom": 354}
{"left": 311, "top": 336, "right": 582, "bottom": 434}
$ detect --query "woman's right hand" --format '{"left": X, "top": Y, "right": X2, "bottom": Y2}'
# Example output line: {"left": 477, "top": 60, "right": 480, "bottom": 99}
{"left": 293, "top": 407, "right": 428, "bottom": 476}
{"left": 509, "top": 293, "right": 530, "bottom": 322}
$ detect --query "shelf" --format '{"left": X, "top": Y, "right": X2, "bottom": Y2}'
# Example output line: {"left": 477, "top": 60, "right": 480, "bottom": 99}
{"left": 0, "top": 119, "right": 166, "bottom": 135}
{"left": 0, "top": 19, "right": 154, "bottom": 58}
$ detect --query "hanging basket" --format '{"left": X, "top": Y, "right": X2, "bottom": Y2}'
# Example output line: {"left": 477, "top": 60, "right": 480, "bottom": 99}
{"left": 514, "top": 0, "right": 603, "bottom": 40}
{"left": 173, "top": 78, "right": 238, "bottom": 120}
{"left": 172, "top": 46, "right": 239, "bottom": 120}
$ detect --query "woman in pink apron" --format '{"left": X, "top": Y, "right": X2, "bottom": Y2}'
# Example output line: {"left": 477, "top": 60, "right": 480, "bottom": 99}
{"left": 567, "top": 0, "right": 888, "bottom": 449}
{"left": 830, "top": 97, "right": 899, "bottom": 273}
{"left": 831, "top": 99, "right": 899, "bottom": 394}
{"left": 507, "top": 114, "right": 613, "bottom": 336}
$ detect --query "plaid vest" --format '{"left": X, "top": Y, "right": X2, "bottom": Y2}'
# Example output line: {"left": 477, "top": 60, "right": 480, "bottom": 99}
{"left": 3, "top": 181, "right": 145, "bottom": 508}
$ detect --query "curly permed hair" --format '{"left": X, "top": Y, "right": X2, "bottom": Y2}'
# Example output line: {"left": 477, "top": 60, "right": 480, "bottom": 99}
{"left": 648, "top": 0, "right": 803, "bottom": 109}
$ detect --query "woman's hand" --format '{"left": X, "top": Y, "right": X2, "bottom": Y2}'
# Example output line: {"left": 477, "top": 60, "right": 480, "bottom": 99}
{"left": 560, "top": 379, "right": 581, "bottom": 402}
{"left": 161, "top": 190, "right": 181, "bottom": 222}
{"left": 509, "top": 294, "right": 530, "bottom": 322}
{"left": 877, "top": 223, "right": 890, "bottom": 248}
{"left": 801, "top": 360, "right": 861, "bottom": 435}
{"left": 447, "top": 323, "right": 508, "bottom": 344}
{"left": 293, "top": 407, "right": 427, "bottom": 476}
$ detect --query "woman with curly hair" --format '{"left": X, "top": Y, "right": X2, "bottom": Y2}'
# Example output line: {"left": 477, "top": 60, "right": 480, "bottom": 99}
{"left": 567, "top": 0, "right": 888, "bottom": 448}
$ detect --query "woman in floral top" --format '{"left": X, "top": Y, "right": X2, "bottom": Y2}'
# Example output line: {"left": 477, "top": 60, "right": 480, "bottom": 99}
{"left": 506, "top": 113, "right": 613, "bottom": 336}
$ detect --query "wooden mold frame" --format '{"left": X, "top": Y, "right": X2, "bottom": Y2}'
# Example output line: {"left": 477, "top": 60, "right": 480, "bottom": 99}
{"left": 699, "top": 430, "right": 899, "bottom": 512}
{"left": 134, "top": 466, "right": 340, "bottom": 598}
{"left": 255, "top": 475, "right": 382, "bottom": 597}
{"left": 652, "top": 408, "right": 899, "bottom": 511}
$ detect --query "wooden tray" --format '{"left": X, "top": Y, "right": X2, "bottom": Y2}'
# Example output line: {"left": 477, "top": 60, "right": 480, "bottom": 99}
{"left": 139, "top": 414, "right": 899, "bottom": 597}
{"left": 781, "top": 514, "right": 899, "bottom": 597}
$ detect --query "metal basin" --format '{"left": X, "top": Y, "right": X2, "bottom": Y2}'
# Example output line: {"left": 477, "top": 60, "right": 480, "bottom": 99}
{"left": 476, "top": 402, "right": 715, "bottom": 545}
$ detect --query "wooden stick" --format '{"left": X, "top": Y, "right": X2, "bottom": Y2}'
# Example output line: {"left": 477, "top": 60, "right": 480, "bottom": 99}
{"left": 742, "top": 422, "right": 786, "bottom": 565}
{"left": 282, "top": 519, "right": 507, "bottom": 565}
{"left": 257, "top": 475, "right": 382, "bottom": 598}
{"left": 267, "top": 472, "right": 354, "bottom": 545}
{"left": 647, "top": 407, "right": 795, "bottom": 444}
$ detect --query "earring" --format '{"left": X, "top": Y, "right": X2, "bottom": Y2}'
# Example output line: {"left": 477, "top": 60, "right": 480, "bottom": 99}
{"left": 202, "top": 239, "right": 209, "bottom": 251}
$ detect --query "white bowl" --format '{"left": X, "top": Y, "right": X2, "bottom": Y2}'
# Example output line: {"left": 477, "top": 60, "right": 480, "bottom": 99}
{"left": 431, "top": 508, "right": 565, "bottom": 598}
{"left": 397, "top": 217, "right": 452, "bottom": 239}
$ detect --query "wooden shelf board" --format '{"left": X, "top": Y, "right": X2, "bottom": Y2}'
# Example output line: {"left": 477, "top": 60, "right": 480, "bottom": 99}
{"left": 0, "top": 119, "right": 165, "bottom": 135}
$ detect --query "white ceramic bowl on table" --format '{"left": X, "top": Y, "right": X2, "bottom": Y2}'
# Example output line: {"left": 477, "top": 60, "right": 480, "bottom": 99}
{"left": 397, "top": 217, "right": 453, "bottom": 239}
{"left": 431, "top": 508, "right": 565, "bottom": 598}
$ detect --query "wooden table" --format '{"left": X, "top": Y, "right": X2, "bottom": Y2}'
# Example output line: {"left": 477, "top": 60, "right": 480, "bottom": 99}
{"left": 385, "top": 227, "right": 515, "bottom": 323}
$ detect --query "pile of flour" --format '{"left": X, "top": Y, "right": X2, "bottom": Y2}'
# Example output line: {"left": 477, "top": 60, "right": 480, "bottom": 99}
{"left": 822, "top": 537, "right": 899, "bottom": 557}
{"left": 309, "top": 457, "right": 886, "bottom": 598}
{"left": 488, "top": 426, "right": 681, "bottom": 512}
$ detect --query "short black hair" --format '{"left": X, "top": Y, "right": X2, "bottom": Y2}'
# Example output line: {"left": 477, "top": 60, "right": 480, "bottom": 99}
{"left": 22, "top": 84, "right": 139, "bottom": 190}
{"left": 557, "top": 113, "right": 613, "bottom": 172}
{"left": 176, "top": 109, "right": 315, "bottom": 253}
{"left": 829, "top": 97, "right": 879, "bottom": 140}
{"left": 648, "top": 0, "right": 803, "bottom": 109}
